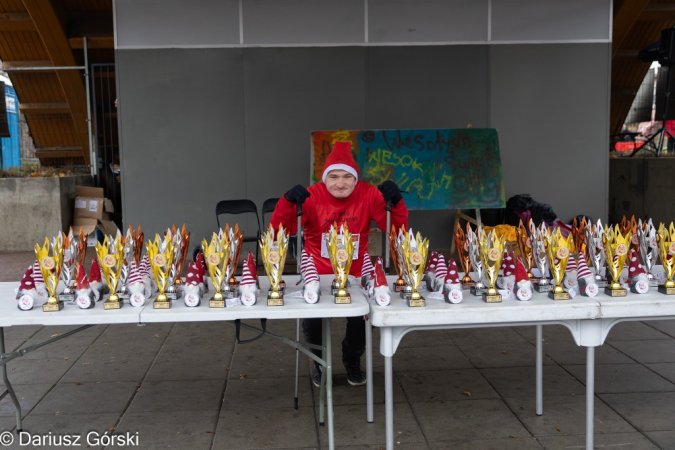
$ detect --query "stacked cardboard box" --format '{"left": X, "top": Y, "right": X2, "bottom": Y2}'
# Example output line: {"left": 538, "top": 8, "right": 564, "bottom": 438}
{"left": 73, "top": 186, "right": 119, "bottom": 246}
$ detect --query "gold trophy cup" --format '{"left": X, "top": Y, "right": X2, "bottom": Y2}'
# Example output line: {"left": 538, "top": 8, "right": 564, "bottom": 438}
{"left": 478, "top": 228, "right": 506, "bottom": 303}
{"left": 515, "top": 220, "right": 535, "bottom": 279}
{"left": 146, "top": 232, "right": 176, "bottom": 308}
{"left": 202, "top": 230, "right": 231, "bottom": 307}
{"left": 389, "top": 225, "right": 407, "bottom": 292}
{"left": 95, "top": 234, "right": 125, "bottom": 309}
{"left": 172, "top": 224, "right": 190, "bottom": 286}
{"left": 260, "top": 224, "right": 289, "bottom": 306}
{"left": 602, "top": 226, "right": 631, "bottom": 297}
{"left": 454, "top": 222, "right": 475, "bottom": 288}
{"left": 657, "top": 222, "right": 675, "bottom": 294}
{"left": 225, "top": 224, "right": 243, "bottom": 291}
{"left": 35, "top": 236, "right": 65, "bottom": 311}
{"left": 400, "top": 228, "right": 429, "bottom": 307}
{"left": 325, "top": 223, "right": 355, "bottom": 304}
{"left": 545, "top": 228, "right": 574, "bottom": 300}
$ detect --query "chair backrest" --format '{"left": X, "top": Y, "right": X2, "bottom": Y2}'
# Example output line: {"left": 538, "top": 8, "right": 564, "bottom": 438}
{"left": 215, "top": 199, "right": 261, "bottom": 238}
{"left": 261, "top": 198, "right": 280, "bottom": 230}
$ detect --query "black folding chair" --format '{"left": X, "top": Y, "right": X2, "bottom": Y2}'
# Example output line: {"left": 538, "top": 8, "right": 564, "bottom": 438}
{"left": 261, "top": 198, "right": 280, "bottom": 230}
{"left": 215, "top": 199, "right": 261, "bottom": 266}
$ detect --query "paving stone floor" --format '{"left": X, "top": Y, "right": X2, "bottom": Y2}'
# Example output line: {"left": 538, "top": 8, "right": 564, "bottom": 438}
{"left": 1, "top": 251, "right": 674, "bottom": 449}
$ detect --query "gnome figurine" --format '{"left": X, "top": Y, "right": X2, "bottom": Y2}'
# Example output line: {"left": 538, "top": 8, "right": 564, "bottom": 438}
{"left": 32, "top": 260, "right": 49, "bottom": 302}
{"left": 497, "top": 251, "right": 516, "bottom": 291}
{"left": 127, "top": 261, "right": 146, "bottom": 307}
{"left": 425, "top": 251, "right": 438, "bottom": 291}
{"left": 75, "top": 263, "right": 95, "bottom": 309}
{"left": 563, "top": 254, "right": 579, "bottom": 291}
{"left": 372, "top": 256, "right": 391, "bottom": 306}
{"left": 240, "top": 252, "right": 259, "bottom": 306}
{"left": 183, "top": 261, "right": 203, "bottom": 307}
{"left": 139, "top": 255, "right": 152, "bottom": 297}
{"left": 196, "top": 251, "right": 208, "bottom": 293}
{"left": 628, "top": 249, "right": 649, "bottom": 294}
{"left": 443, "top": 258, "right": 463, "bottom": 304}
{"left": 16, "top": 266, "right": 37, "bottom": 311}
{"left": 577, "top": 252, "right": 598, "bottom": 297}
{"left": 302, "top": 254, "right": 321, "bottom": 304}
{"left": 515, "top": 256, "right": 533, "bottom": 301}
{"left": 88, "top": 258, "right": 105, "bottom": 301}
{"left": 361, "top": 251, "right": 375, "bottom": 289}
{"left": 433, "top": 253, "right": 447, "bottom": 292}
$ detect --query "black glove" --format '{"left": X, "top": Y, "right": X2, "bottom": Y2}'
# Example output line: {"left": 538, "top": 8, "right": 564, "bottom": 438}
{"left": 285, "top": 184, "right": 310, "bottom": 205}
{"left": 378, "top": 180, "right": 403, "bottom": 205}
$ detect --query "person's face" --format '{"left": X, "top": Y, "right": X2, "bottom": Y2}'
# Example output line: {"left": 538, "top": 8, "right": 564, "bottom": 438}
{"left": 325, "top": 170, "right": 357, "bottom": 199}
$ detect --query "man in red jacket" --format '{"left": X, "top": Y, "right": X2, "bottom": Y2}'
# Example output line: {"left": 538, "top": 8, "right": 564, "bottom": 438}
{"left": 270, "top": 141, "right": 408, "bottom": 386}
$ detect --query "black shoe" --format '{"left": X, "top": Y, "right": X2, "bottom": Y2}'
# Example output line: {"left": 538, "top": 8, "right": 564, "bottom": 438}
{"left": 343, "top": 357, "right": 366, "bottom": 386}
{"left": 312, "top": 362, "right": 322, "bottom": 388}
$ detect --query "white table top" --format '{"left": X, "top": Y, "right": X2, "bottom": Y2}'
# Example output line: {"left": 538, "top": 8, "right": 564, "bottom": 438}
{"left": 1, "top": 275, "right": 369, "bottom": 328}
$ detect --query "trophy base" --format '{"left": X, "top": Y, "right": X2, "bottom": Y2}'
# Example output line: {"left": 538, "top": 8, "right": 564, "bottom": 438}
{"left": 42, "top": 302, "right": 64, "bottom": 312}
{"left": 267, "top": 294, "right": 284, "bottom": 306}
{"left": 393, "top": 283, "right": 407, "bottom": 293}
{"left": 400, "top": 289, "right": 413, "bottom": 300}
{"left": 165, "top": 291, "right": 182, "bottom": 300}
{"left": 548, "top": 291, "right": 570, "bottom": 300}
{"left": 461, "top": 281, "right": 476, "bottom": 290}
{"left": 334, "top": 293, "right": 351, "bottom": 304}
{"left": 153, "top": 300, "right": 171, "bottom": 309}
{"left": 482, "top": 293, "right": 502, "bottom": 303}
{"left": 58, "top": 293, "right": 75, "bottom": 302}
{"left": 117, "top": 293, "right": 130, "bottom": 300}
{"left": 533, "top": 283, "right": 552, "bottom": 293}
{"left": 594, "top": 279, "right": 609, "bottom": 289}
{"left": 209, "top": 298, "right": 226, "bottom": 308}
{"left": 408, "top": 297, "right": 425, "bottom": 307}
{"left": 103, "top": 301, "right": 122, "bottom": 310}
{"left": 658, "top": 286, "right": 675, "bottom": 295}
{"left": 604, "top": 287, "right": 627, "bottom": 297}
{"left": 470, "top": 286, "right": 486, "bottom": 296}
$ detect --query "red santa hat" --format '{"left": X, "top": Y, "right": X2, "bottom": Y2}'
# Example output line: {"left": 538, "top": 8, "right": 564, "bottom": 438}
{"left": 374, "top": 256, "right": 388, "bottom": 288}
{"left": 577, "top": 252, "right": 593, "bottom": 280}
{"left": 321, "top": 141, "right": 359, "bottom": 183}
{"left": 445, "top": 258, "right": 460, "bottom": 284}
{"left": 628, "top": 249, "right": 646, "bottom": 277}
{"left": 240, "top": 258, "right": 256, "bottom": 286}
{"left": 32, "top": 260, "right": 44, "bottom": 284}
{"left": 427, "top": 251, "right": 438, "bottom": 272}
{"left": 19, "top": 266, "right": 35, "bottom": 291}
{"left": 128, "top": 260, "right": 144, "bottom": 285}
{"left": 566, "top": 254, "right": 578, "bottom": 273}
{"left": 300, "top": 248, "right": 310, "bottom": 273}
{"left": 246, "top": 251, "right": 257, "bottom": 281}
{"left": 196, "top": 251, "right": 206, "bottom": 281}
{"left": 515, "top": 257, "right": 529, "bottom": 283}
{"left": 76, "top": 263, "right": 90, "bottom": 290}
{"left": 361, "top": 252, "right": 375, "bottom": 278}
{"left": 185, "top": 261, "right": 200, "bottom": 286}
{"left": 89, "top": 258, "right": 102, "bottom": 283}
{"left": 303, "top": 254, "right": 320, "bottom": 284}
{"left": 501, "top": 251, "right": 516, "bottom": 276}
{"left": 435, "top": 253, "right": 447, "bottom": 281}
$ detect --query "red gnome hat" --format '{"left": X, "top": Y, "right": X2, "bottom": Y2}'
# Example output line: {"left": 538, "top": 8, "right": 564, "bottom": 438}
{"left": 502, "top": 251, "right": 516, "bottom": 276}
{"left": 76, "top": 263, "right": 90, "bottom": 290}
{"left": 427, "top": 251, "right": 438, "bottom": 272}
{"left": 240, "top": 258, "right": 256, "bottom": 286}
{"left": 128, "top": 261, "right": 143, "bottom": 285}
{"left": 321, "top": 141, "right": 359, "bottom": 183}
{"left": 565, "top": 254, "right": 578, "bottom": 273}
{"left": 445, "top": 259, "right": 461, "bottom": 284}
{"left": 303, "top": 255, "right": 319, "bottom": 284}
{"left": 374, "top": 257, "right": 388, "bottom": 288}
{"left": 246, "top": 252, "right": 258, "bottom": 281}
{"left": 515, "top": 257, "right": 529, "bottom": 283}
{"left": 435, "top": 253, "right": 447, "bottom": 281}
{"left": 19, "top": 266, "right": 35, "bottom": 291}
{"left": 185, "top": 262, "right": 200, "bottom": 286}
{"left": 361, "top": 252, "right": 375, "bottom": 278}
{"left": 628, "top": 249, "right": 646, "bottom": 277}
{"left": 577, "top": 252, "right": 593, "bottom": 280}
{"left": 32, "top": 260, "right": 44, "bottom": 284}
{"left": 89, "top": 258, "right": 102, "bottom": 283}
{"left": 196, "top": 251, "right": 206, "bottom": 282}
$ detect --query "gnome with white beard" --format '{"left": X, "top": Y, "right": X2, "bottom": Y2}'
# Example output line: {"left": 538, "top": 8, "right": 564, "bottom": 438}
{"left": 31, "top": 260, "right": 49, "bottom": 302}
{"left": 628, "top": 249, "right": 650, "bottom": 294}
{"left": 240, "top": 252, "right": 259, "bottom": 306}
{"left": 75, "top": 263, "right": 95, "bottom": 309}
{"left": 16, "top": 266, "right": 37, "bottom": 311}
{"left": 361, "top": 251, "right": 375, "bottom": 289}
{"left": 443, "top": 258, "right": 463, "bottom": 304}
{"left": 139, "top": 254, "right": 152, "bottom": 297}
{"left": 372, "top": 256, "right": 391, "bottom": 306}
{"left": 497, "top": 251, "right": 516, "bottom": 291}
{"left": 183, "top": 261, "right": 203, "bottom": 307}
{"left": 302, "top": 253, "right": 321, "bottom": 304}
{"left": 88, "top": 258, "right": 105, "bottom": 301}
{"left": 425, "top": 251, "right": 438, "bottom": 291}
{"left": 433, "top": 253, "right": 447, "bottom": 292}
{"left": 577, "top": 252, "right": 598, "bottom": 297}
{"left": 515, "top": 256, "right": 533, "bottom": 301}
{"left": 127, "top": 261, "right": 146, "bottom": 307}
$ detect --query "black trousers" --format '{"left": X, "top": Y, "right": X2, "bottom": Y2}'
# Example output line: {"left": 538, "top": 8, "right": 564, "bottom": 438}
{"left": 302, "top": 316, "right": 365, "bottom": 362}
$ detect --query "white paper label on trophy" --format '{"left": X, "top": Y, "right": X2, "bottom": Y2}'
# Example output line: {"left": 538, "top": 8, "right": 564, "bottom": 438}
{"left": 88, "top": 200, "right": 98, "bottom": 212}
{"left": 75, "top": 199, "right": 86, "bottom": 209}
{"left": 320, "top": 233, "right": 360, "bottom": 259}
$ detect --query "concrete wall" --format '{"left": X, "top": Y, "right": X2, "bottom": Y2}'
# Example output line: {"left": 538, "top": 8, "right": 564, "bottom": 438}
{"left": 0, "top": 175, "right": 92, "bottom": 251}
{"left": 114, "top": 0, "right": 611, "bottom": 250}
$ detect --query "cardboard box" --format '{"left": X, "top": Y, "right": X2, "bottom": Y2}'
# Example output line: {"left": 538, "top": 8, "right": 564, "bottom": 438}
{"left": 74, "top": 186, "right": 114, "bottom": 220}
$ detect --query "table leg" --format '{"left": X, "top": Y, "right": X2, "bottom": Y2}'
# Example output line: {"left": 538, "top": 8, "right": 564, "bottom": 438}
{"left": 294, "top": 318, "right": 299, "bottom": 410}
{"left": 586, "top": 346, "right": 595, "bottom": 450}
{"left": 0, "top": 328, "right": 22, "bottom": 431}
{"left": 319, "top": 323, "right": 326, "bottom": 427}
{"left": 536, "top": 324, "right": 543, "bottom": 416}
{"left": 323, "top": 318, "right": 335, "bottom": 450}
{"left": 365, "top": 315, "right": 374, "bottom": 423}
{"left": 384, "top": 355, "right": 394, "bottom": 450}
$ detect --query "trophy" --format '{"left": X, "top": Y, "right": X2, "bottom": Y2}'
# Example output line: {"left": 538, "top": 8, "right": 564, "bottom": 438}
{"left": 260, "top": 224, "right": 289, "bottom": 306}
{"left": 571, "top": 216, "right": 589, "bottom": 261}
{"left": 325, "top": 223, "right": 354, "bottom": 304}
{"left": 389, "top": 225, "right": 407, "bottom": 292}
{"left": 146, "top": 231, "right": 176, "bottom": 309}
{"left": 116, "top": 228, "right": 135, "bottom": 300}
{"left": 171, "top": 224, "right": 190, "bottom": 286}
{"left": 202, "top": 230, "right": 231, "bottom": 307}
{"left": 58, "top": 228, "right": 78, "bottom": 301}
{"left": 637, "top": 218, "right": 659, "bottom": 287}
{"left": 73, "top": 227, "right": 88, "bottom": 288}
{"left": 454, "top": 222, "right": 475, "bottom": 289}
{"left": 656, "top": 222, "right": 675, "bottom": 294}
{"left": 477, "top": 228, "right": 505, "bottom": 302}
{"left": 94, "top": 234, "right": 125, "bottom": 309}
{"left": 530, "top": 222, "right": 552, "bottom": 293}
{"left": 467, "top": 225, "right": 487, "bottom": 295}
{"left": 585, "top": 220, "right": 608, "bottom": 288}
{"left": 515, "top": 220, "right": 534, "bottom": 279}
{"left": 399, "top": 228, "right": 429, "bottom": 307}
{"left": 602, "top": 225, "right": 631, "bottom": 297}
{"left": 35, "top": 236, "right": 65, "bottom": 311}
{"left": 223, "top": 224, "right": 243, "bottom": 294}
{"left": 164, "top": 227, "right": 185, "bottom": 300}
{"left": 545, "top": 228, "right": 574, "bottom": 300}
